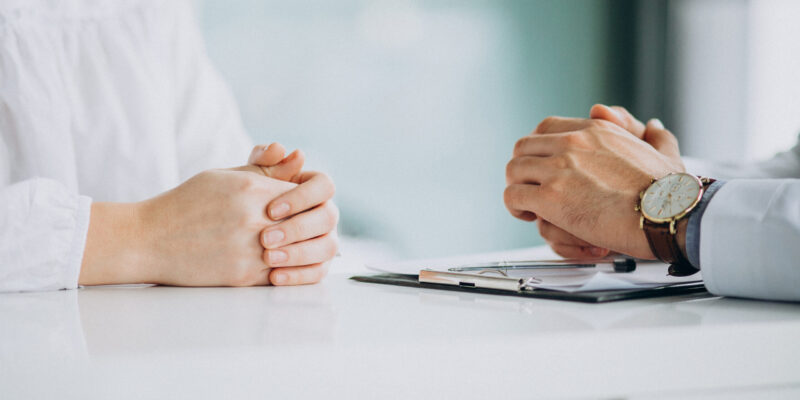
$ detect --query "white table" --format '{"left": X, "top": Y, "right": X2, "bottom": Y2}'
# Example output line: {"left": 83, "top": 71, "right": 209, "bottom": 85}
{"left": 3, "top": 271, "right": 800, "bottom": 399}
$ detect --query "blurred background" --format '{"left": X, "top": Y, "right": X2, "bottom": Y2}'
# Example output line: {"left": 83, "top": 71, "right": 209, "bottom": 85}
{"left": 197, "top": 0, "right": 800, "bottom": 262}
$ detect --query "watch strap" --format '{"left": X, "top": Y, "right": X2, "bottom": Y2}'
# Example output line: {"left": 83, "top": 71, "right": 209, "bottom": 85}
{"left": 643, "top": 220, "right": 697, "bottom": 276}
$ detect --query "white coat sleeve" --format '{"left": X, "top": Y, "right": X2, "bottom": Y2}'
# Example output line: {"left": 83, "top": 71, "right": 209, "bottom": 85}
{"left": 170, "top": 1, "right": 253, "bottom": 180}
{"left": 0, "top": 178, "right": 91, "bottom": 292}
{"left": 699, "top": 179, "right": 800, "bottom": 301}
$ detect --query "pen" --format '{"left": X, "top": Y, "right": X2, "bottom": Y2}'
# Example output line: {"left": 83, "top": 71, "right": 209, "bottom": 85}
{"left": 447, "top": 258, "right": 637, "bottom": 273}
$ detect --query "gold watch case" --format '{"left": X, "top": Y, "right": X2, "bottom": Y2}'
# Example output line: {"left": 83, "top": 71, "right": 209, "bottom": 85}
{"left": 635, "top": 173, "right": 705, "bottom": 234}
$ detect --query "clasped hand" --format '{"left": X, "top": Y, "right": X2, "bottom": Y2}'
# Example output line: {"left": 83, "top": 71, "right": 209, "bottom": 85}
{"left": 80, "top": 143, "right": 338, "bottom": 287}
{"left": 504, "top": 105, "right": 686, "bottom": 259}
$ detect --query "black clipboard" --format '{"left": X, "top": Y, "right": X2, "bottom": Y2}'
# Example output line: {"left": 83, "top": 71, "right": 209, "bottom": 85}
{"left": 350, "top": 273, "right": 710, "bottom": 303}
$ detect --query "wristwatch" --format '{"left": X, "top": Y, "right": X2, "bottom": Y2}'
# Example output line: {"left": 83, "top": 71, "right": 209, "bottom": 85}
{"left": 635, "top": 173, "right": 715, "bottom": 276}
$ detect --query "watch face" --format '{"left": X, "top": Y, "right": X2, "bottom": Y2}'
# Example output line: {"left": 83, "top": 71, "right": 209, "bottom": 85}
{"left": 641, "top": 173, "right": 703, "bottom": 222}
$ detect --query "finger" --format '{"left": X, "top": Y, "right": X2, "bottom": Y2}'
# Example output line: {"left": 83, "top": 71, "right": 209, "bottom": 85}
{"left": 644, "top": 119, "right": 680, "bottom": 158}
{"left": 263, "top": 232, "right": 339, "bottom": 267}
{"left": 537, "top": 220, "right": 610, "bottom": 258}
{"left": 589, "top": 104, "right": 646, "bottom": 139}
{"left": 259, "top": 150, "right": 306, "bottom": 182}
{"left": 513, "top": 133, "right": 570, "bottom": 158}
{"left": 251, "top": 268, "right": 273, "bottom": 286}
{"left": 505, "top": 155, "right": 558, "bottom": 185}
{"left": 248, "top": 143, "right": 286, "bottom": 165}
{"left": 270, "top": 262, "right": 330, "bottom": 286}
{"left": 550, "top": 243, "right": 609, "bottom": 259}
{"left": 504, "top": 183, "right": 547, "bottom": 222}
{"left": 537, "top": 219, "right": 594, "bottom": 247}
{"left": 267, "top": 171, "right": 335, "bottom": 220}
{"left": 261, "top": 202, "right": 339, "bottom": 249}
{"left": 534, "top": 116, "right": 592, "bottom": 134}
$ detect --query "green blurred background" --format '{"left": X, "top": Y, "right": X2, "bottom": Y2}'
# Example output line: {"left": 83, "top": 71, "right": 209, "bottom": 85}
{"left": 198, "top": 0, "right": 638, "bottom": 259}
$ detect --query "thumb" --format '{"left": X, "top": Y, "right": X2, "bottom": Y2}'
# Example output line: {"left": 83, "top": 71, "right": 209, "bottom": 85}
{"left": 256, "top": 150, "right": 306, "bottom": 182}
{"left": 589, "top": 104, "right": 646, "bottom": 139}
{"left": 644, "top": 119, "right": 680, "bottom": 158}
{"left": 248, "top": 143, "right": 286, "bottom": 165}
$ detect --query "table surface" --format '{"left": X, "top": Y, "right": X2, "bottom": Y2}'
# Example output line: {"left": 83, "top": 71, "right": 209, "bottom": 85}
{"left": 3, "top": 269, "right": 800, "bottom": 399}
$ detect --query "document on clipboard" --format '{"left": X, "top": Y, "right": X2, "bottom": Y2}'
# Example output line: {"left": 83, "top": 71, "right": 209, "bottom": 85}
{"left": 356, "top": 247, "right": 708, "bottom": 302}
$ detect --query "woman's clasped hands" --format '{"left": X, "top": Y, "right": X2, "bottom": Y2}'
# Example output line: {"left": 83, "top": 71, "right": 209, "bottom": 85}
{"left": 79, "top": 143, "right": 339, "bottom": 287}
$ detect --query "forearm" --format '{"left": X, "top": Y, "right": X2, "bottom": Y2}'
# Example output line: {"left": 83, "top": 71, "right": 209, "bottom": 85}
{"left": 79, "top": 202, "right": 152, "bottom": 285}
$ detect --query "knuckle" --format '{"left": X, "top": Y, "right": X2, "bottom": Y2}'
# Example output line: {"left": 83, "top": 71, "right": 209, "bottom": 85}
{"left": 322, "top": 173, "right": 336, "bottom": 196}
{"left": 513, "top": 136, "right": 529, "bottom": 157}
{"left": 552, "top": 245, "right": 576, "bottom": 259}
{"left": 537, "top": 220, "right": 551, "bottom": 237}
{"left": 590, "top": 118, "right": 615, "bottom": 131}
{"left": 551, "top": 152, "right": 577, "bottom": 170}
{"left": 314, "top": 172, "right": 336, "bottom": 198}
{"left": 551, "top": 154, "right": 568, "bottom": 169}
{"left": 235, "top": 174, "right": 259, "bottom": 192}
{"left": 323, "top": 238, "right": 338, "bottom": 260}
{"left": 316, "top": 268, "right": 328, "bottom": 283}
{"left": 329, "top": 203, "right": 340, "bottom": 226}
{"left": 279, "top": 272, "right": 298, "bottom": 286}
{"left": 291, "top": 219, "right": 311, "bottom": 240}
{"left": 261, "top": 249, "right": 271, "bottom": 265}
{"left": 666, "top": 130, "right": 679, "bottom": 143}
{"left": 536, "top": 116, "right": 558, "bottom": 133}
{"left": 236, "top": 211, "right": 261, "bottom": 231}
{"left": 505, "top": 159, "right": 517, "bottom": 179}
{"left": 312, "top": 268, "right": 325, "bottom": 283}
{"left": 307, "top": 265, "right": 327, "bottom": 284}
{"left": 503, "top": 186, "right": 516, "bottom": 205}
{"left": 548, "top": 174, "right": 568, "bottom": 195}
{"left": 562, "top": 132, "right": 585, "bottom": 147}
{"left": 286, "top": 220, "right": 306, "bottom": 243}
{"left": 324, "top": 203, "right": 340, "bottom": 228}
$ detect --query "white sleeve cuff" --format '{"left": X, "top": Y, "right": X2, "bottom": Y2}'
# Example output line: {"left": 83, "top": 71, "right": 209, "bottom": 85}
{"left": 0, "top": 179, "right": 92, "bottom": 292}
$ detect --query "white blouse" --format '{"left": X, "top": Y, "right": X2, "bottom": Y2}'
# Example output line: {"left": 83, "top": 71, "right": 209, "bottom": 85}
{"left": 0, "top": 0, "right": 252, "bottom": 291}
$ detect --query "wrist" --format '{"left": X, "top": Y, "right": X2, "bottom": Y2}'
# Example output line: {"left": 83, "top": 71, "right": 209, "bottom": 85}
{"left": 79, "top": 201, "right": 151, "bottom": 285}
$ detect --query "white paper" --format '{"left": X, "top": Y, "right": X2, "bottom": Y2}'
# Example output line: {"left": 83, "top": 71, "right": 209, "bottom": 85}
{"left": 366, "top": 247, "right": 702, "bottom": 293}
{"left": 528, "top": 263, "right": 703, "bottom": 293}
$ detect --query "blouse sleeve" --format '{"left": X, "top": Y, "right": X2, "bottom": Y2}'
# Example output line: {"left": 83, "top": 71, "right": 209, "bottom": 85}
{"left": 170, "top": 1, "right": 253, "bottom": 180}
{"left": 0, "top": 178, "right": 91, "bottom": 292}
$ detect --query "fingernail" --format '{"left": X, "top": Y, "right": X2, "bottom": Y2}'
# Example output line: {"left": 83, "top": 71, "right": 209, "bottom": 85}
{"left": 263, "top": 229, "right": 284, "bottom": 246}
{"left": 268, "top": 250, "right": 288, "bottom": 265}
{"left": 270, "top": 203, "right": 290, "bottom": 219}
{"left": 272, "top": 272, "right": 288, "bottom": 285}
{"left": 649, "top": 118, "right": 665, "bottom": 130}
{"left": 590, "top": 247, "right": 606, "bottom": 257}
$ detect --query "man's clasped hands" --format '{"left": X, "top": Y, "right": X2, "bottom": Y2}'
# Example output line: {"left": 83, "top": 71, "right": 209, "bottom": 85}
{"left": 80, "top": 103, "right": 687, "bottom": 287}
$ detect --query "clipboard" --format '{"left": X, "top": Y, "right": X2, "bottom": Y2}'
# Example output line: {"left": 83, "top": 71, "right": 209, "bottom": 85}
{"left": 349, "top": 273, "right": 710, "bottom": 303}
